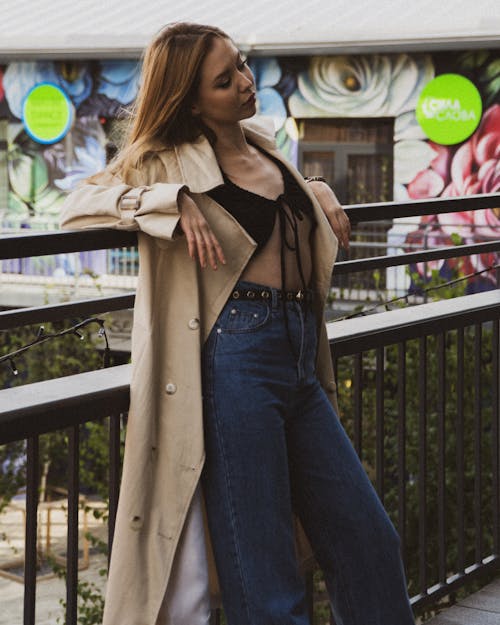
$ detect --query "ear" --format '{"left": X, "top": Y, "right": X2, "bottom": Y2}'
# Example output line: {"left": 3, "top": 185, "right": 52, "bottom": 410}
{"left": 191, "top": 102, "right": 200, "bottom": 116}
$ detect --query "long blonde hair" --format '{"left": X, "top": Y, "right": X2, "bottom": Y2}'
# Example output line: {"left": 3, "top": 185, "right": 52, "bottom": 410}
{"left": 111, "top": 22, "right": 229, "bottom": 181}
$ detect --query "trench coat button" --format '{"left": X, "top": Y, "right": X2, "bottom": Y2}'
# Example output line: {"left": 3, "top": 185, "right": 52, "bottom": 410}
{"left": 188, "top": 318, "right": 200, "bottom": 330}
{"left": 165, "top": 382, "right": 177, "bottom": 395}
{"left": 130, "top": 515, "right": 143, "bottom": 530}
{"left": 326, "top": 381, "right": 336, "bottom": 392}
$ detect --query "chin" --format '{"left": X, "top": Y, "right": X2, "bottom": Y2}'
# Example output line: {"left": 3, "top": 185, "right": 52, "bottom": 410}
{"left": 240, "top": 107, "right": 257, "bottom": 121}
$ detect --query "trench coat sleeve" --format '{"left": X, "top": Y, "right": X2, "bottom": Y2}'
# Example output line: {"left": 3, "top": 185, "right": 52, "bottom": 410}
{"left": 59, "top": 168, "right": 186, "bottom": 241}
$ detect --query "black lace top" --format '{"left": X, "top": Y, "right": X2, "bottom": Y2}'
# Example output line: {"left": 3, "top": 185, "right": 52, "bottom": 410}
{"left": 206, "top": 145, "right": 316, "bottom": 291}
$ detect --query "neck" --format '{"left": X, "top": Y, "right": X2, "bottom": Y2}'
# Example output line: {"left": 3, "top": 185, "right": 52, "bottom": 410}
{"left": 209, "top": 122, "right": 252, "bottom": 160}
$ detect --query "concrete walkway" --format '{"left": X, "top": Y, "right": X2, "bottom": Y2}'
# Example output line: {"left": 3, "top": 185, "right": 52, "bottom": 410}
{"left": 2, "top": 499, "right": 499, "bottom": 625}
{"left": 0, "top": 500, "right": 108, "bottom": 625}
{"left": 425, "top": 578, "right": 500, "bottom": 625}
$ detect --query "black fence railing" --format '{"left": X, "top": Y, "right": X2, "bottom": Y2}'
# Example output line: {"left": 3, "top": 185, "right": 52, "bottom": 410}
{"left": 1, "top": 294, "right": 498, "bottom": 624}
{"left": 0, "top": 367, "right": 128, "bottom": 625}
{"left": 1, "top": 194, "right": 499, "bottom": 624}
{"left": 330, "top": 290, "right": 500, "bottom": 616}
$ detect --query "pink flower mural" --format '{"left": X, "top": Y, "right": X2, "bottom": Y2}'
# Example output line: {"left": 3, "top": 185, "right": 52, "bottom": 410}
{"left": 443, "top": 103, "right": 500, "bottom": 197}
{"left": 404, "top": 104, "right": 500, "bottom": 292}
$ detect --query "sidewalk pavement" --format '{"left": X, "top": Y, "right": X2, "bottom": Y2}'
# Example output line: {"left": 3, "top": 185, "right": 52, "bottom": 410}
{"left": 0, "top": 500, "right": 108, "bottom": 625}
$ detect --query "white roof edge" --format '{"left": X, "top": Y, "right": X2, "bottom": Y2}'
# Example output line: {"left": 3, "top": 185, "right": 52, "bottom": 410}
{"left": 0, "top": 35, "right": 499, "bottom": 61}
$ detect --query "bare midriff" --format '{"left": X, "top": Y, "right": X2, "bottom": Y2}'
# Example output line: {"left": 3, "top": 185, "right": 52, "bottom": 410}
{"left": 239, "top": 200, "right": 313, "bottom": 291}
{"left": 216, "top": 146, "right": 313, "bottom": 291}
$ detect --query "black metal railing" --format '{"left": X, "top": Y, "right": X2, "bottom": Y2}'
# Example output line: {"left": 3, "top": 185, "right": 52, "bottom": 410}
{"left": 2, "top": 193, "right": 500, "bottom": 300}
{"left": 0, "top": 368, "right": 128, "bottom": 625}
{"left": 1, "top": 294, "right": 498, "bottom": 624}
{"left": 1, "top": 193, "right": 499, "bottom": 624}
{"left": 330, "top": 290, "right": 500, "bottom": 615}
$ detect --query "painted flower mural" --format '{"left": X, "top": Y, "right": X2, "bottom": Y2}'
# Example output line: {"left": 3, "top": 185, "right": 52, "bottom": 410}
{"left": 0, "top": 49, "right": 498, "bottom": 289}
{"left": 97, "top": 61, "right": 141, "bottom": 105}
{"left": 403, "top": 103, "right": 500, "bottom": 291}
{"left": 3, "top": 61, "right": 93, "bottom": 118}
{"left": 289, "top": 54, "right": 434, "bottom": 117}
{"left": 249, "top": 58, "right": 287, "bottom": 131}
{"left": 44, "top": 117, "right": 107, "bottom": 192}
{"left": 4, "top": 117, "right": 109, "bottom": 276}
{"left": 1, "top": 60, "right": 137, "bottom": 276}
{"left": 442, "top": 104, "right": 499, "bottom": 197}
{"left": 6, "top": 124, "right": 66, "bottom": 225}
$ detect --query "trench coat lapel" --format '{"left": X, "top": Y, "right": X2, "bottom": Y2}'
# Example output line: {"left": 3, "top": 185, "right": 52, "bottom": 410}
{"left": 174, "top": 135, "right": 224, "bottom": 193}
{"left": 173, "top": 117, "right": 278, "bottom": 193}
{"left": 171, "top": 116, "right": 338, "bottom": 311}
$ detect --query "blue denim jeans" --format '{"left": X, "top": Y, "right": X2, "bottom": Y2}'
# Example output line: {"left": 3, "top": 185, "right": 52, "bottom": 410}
{"left": 202, "top": 280, "right": 414, "bottom": 625}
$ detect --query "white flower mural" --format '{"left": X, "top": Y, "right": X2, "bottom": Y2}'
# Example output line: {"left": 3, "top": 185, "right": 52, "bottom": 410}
{"left": 289, "top": 54, "right": 434, "bottom": 117}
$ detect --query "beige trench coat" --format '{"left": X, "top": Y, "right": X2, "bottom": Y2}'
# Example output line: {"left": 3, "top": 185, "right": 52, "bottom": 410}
{"left": 60, "top": 117, "right": 338, "bottom": 625}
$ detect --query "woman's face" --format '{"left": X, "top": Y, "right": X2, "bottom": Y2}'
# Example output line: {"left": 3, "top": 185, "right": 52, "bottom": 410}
{"left": 192, "top": 36, "right": 256, "bottom": 132}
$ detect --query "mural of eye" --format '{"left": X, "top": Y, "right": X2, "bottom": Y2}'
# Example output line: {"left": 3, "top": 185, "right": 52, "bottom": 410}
{"left": 343, "top": 74, "right": 360, "bottom": 91}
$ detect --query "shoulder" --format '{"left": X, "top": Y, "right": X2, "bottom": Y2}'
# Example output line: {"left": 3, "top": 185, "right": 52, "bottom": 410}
{"left": 128, "top": 150, "right": 172, "bottom": 186}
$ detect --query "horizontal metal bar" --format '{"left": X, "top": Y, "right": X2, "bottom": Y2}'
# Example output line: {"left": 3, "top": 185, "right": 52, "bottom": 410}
{"left": 0, "top": 294, "right": 135, "bottom": 330}
{"left": 334, "top": 240, "right": 500, "bottom": 275}
{"left": 343, "top": 193, "right": 500, "bottom": 223}
{"left": 1, "top": 194, "right": 498, "bottom": 259}
{"left": 0, "top": 364, "right": 131, "bottom": 444}
{"left": 2, "top": 293, "right": 497, "bottom": 441}
{"left": 328, "top": 290, "right": 500, "bottom": 357}
{"left": 0, "top": 229, "right": 138, "bottom": 260}
{"left": 410, "top": 556, "right": 500, "bottom": 611}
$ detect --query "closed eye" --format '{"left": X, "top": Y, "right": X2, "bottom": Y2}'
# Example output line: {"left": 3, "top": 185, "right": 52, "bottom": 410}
{"left": 215, "top": 53, "right": 248, "bottom": 89}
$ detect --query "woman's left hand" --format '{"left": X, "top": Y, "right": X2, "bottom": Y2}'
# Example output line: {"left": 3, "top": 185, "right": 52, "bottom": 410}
{"left": 307, "top": 180, "right": 351, "bottom": 250}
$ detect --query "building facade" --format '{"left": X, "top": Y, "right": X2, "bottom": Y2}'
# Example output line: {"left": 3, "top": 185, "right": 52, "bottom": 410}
{"left": 0, "top": 46, "right": 499, "bottom": 290}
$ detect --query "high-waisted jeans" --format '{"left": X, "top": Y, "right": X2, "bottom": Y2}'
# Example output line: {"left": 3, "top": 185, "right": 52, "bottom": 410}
{"left": 201, "top": 280, "right": 415, "bottom": 625}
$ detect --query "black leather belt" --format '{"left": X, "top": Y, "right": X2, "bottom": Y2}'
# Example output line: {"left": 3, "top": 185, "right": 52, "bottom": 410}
{"left": 230, "top": 287, "right": 313, "bottom": 302}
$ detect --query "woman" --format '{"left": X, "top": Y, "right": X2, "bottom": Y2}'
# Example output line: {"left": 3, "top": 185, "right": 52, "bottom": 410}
{"left": 60, "top": 22, "right": 414, "bottom": 625}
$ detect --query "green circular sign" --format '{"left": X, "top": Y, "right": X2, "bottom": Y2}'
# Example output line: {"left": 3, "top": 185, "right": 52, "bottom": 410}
{"left": 416, "top": 74, "right": 482, "bottom": 145}
{"left": 22, "top": 83, "right": 73, "bottom": 144}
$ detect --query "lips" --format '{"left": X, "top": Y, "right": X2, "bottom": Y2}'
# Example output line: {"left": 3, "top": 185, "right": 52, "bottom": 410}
{"left": 244, "top": 93, "right": 256, "bottom": 106}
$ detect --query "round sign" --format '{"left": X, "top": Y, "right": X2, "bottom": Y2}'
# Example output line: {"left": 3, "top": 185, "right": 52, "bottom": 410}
{"left": 416, "top": 74, "right": 482, "bottom": 145}
{"left": 22, "top": 83, "right": 73, "bottom": 144}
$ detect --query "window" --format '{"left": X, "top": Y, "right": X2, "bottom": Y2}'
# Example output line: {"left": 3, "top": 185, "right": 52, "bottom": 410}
{"left": 298, "top": 118, "right": 393, "bottom": 204}
{"left": 298, "top": 118, "right": 394, "bottom": 296}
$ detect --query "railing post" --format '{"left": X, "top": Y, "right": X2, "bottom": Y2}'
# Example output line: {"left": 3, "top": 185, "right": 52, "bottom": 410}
{"left": 108, "top": 412, "right": 122, "bottom": 564}
{"left": 66, "top": 425, "right": 80, "bottom": 625}
{"left": 493, "top": 319, "right": 500, "bottom": 556}
{"left": 24, "top": 435, "right": 39, "bottom": 625}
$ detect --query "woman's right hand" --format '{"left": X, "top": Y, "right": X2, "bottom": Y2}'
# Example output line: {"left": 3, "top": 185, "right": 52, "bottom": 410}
{"left": 178, "top": 190, "right": 226, "bottom": 270}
